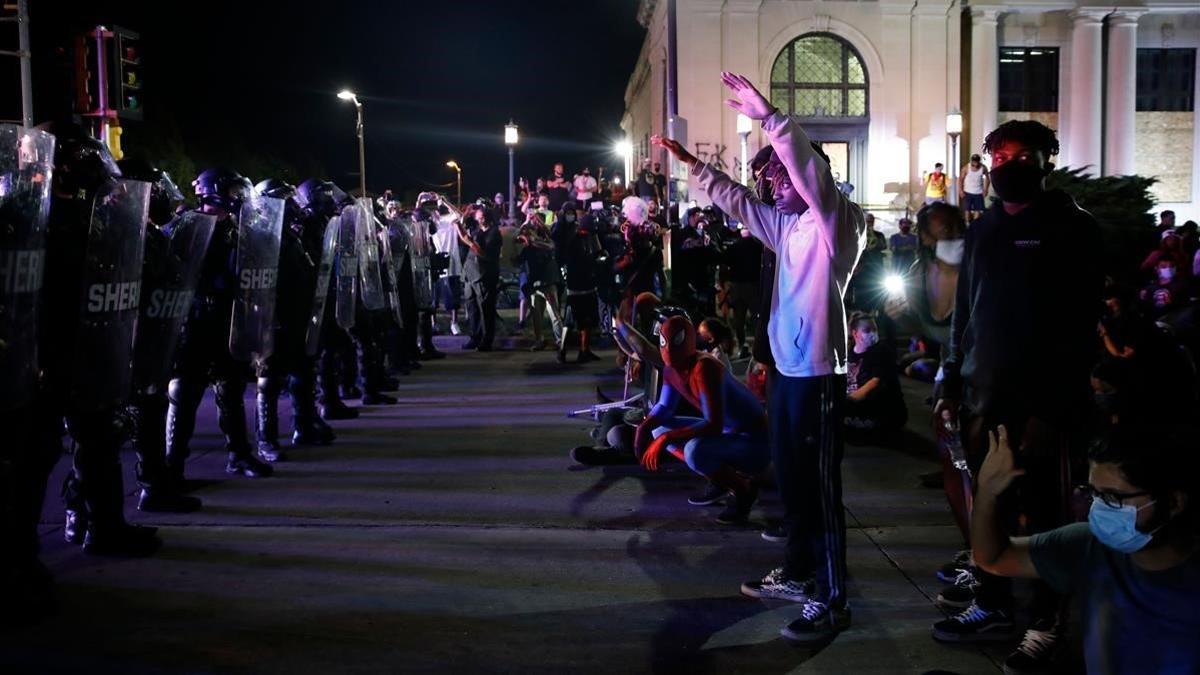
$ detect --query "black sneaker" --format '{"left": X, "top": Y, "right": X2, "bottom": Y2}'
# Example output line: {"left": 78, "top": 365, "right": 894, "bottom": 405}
{"left": 936, "top": 549, "right": 973, "bottom": 583}
{"left": 780, "top": 601, "right": 851, "bottom": 642}
{"left": 936, "top": 567, "right": 980, "bottom": 610}
{"left": 688, "top": 483, "right": 729, "bottom": 506}
{"left": 931, "top": 602, "right": 1015, "bottom": 643}
{"left": 761, "top": 524, "right": 788, "bottom": 543}
{"left": 740, "top": 568, "right": 814, "bottom": 603}
{"left": 226, "top": 453, "right": 275, "bottom": 478}
{"left": 462, "top": 340, "right": 479, "bottom": 351}
{"left": 569, "top": 445, "right": 636, "bottom": 466}
{"left": 1003, "top": 622, "right": 1062, "bottom": 675}
{"left": 576, "top": 350, "right": 601, "bottom": 363}
{"left": 341, "top": 385, "right": 363, "bottom": 400}
{"left": 716, "top": 485, "right": 758, "bottom": 524}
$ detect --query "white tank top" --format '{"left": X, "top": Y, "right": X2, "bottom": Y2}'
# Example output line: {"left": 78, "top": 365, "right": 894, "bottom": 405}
{"left": 963, "top": 165, "right": 986, "bottom": 194}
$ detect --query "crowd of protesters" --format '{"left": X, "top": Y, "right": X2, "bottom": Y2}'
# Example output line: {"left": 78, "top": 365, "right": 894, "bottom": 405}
{"left": 559, "top": 73, "right": 1199, "bottom": 671}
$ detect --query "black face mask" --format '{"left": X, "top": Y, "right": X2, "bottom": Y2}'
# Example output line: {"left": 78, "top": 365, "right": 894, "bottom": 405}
{"left": 696, "top": 338, "right": 714, "bottom": 352}
{"left": 990, "top": 161, "right": 1048, "bottom": 204}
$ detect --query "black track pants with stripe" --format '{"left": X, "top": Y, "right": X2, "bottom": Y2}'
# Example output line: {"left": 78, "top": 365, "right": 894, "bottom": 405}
{"left": 769, "top": 370, "right": 848, "bottom": 608}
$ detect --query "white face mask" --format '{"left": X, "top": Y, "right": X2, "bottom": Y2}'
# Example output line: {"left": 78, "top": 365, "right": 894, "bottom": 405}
{"left": 935, "top": 239, "right": 965, "bottom": 266}
{"left": 1159, "top": 267, "right": 1176, "bottom": 283}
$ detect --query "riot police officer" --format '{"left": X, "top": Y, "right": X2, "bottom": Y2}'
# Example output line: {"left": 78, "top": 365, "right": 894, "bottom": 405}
{"left": 44, "top": 124, "right": 160, "bottom": 556}
{"left": 119, "top": 158, "right": 213, "bottom": 512}
{"left": 295, "top": 178, "right": 359, "bottom": 420}
{"left": 253, "top": 178, "right": 335, "bottom": 462}
{"left": 165, "top": 168, "right": 274, "bottom": 481}
{"left": 1, "top": 123, "right": 59, "bottom": 615}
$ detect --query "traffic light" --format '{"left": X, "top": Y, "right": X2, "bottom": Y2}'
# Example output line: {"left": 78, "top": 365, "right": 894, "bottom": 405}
{"left": 112, "top": 26, "right": 142, "bottom": 121}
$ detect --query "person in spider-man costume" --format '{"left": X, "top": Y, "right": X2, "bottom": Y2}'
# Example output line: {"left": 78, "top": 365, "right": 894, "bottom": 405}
{"left": 635, "top": 314, "right": 769, "bottom": 524}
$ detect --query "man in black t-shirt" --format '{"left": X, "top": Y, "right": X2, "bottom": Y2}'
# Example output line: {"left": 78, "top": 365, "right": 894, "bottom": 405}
{"left": 653, "top": 162, "right": 668, "bottom": 203}
{"left": 458, "top": 206, "right": 503, "bottom": 351}
{"left": 635, "top": 158, "right": 657, "bottom": 200}
{"left": 545, "top": 163, "right": 571, "bottom": 212}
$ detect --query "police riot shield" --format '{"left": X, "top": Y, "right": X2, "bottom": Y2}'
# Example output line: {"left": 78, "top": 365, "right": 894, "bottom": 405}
{"left": 131, "top": 211, "right": 216, "bottom": 394}
{"left": 376, "top": 215, "right": 403, "bottom": 327}
{"left": 70, "top": 178, "right": 150, "bottom": 412}
{"left": 0, "top": 125, "right": 54, "bottom": 412}
{"left": 348, "top": 198, "right": 384, "bottom": 310}
{"left": 408, "top": 216, "right": 436, "bottom": 310}
{"left": 229, "top": 194, "right": 285, "bottom": 361}
{"left": 335, "top": 211, "right": 358, "bottom": 330}
{"left": 305, "top": 215, "right": 339, "bottom": 356}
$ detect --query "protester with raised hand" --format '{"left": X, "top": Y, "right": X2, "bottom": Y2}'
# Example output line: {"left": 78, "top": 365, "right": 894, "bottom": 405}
{"left": 655, "top": 70, "right": 865, "bottom": 642}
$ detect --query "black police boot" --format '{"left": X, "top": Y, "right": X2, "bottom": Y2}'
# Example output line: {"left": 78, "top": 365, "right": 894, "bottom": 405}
{"left": 319, "top": 353, "right": 359, "bottom": 420}
{"left": 61, "top": 474, "right": 87, "bottom": 545}
{"left": 255, "top": 377, "right": 286, "bottom": 463}
{"left": 79, "top": 448, "right": 159, "bottom": 558}
{"left": 289, "top": 373, "right": 334, "bottom": 445}
{"left": 140, "top": 450, "right": 202, "bottom": 513}
{"left": 225, "top": 449, "right": 275, "bottom": 478}
{"left": 362, "top": 389, "right": 398, "bottom": 405}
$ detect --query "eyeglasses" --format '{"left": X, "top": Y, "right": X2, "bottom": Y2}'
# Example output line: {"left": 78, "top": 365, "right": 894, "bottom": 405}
{"left": 1086, "top": 485, "right": 1151, "bottom": 509}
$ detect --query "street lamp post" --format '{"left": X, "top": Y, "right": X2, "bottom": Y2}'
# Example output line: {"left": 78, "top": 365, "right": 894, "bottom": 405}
{"left": 337, "top": 90, "right": 367, "bottom": 199}
{"left": 445, "top": 160, "right": 462, "bottom": 207}
{"left": 736, "top": 113, "right": 752, "bottom": 185}
{"left": 946, "top": 109, "right": 963, "bottom": 207}
{"left": 505, "top": 120, "right": 519, "bottom": 223}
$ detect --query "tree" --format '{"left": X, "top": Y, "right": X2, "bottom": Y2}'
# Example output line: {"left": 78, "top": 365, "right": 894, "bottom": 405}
{"left": 1046, "top": 167, "right": 1158, "bottom": 284}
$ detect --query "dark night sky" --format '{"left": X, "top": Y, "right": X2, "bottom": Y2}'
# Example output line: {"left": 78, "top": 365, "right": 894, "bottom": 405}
{"left": 14, "top": 1, "right": 646, "bottom": 201}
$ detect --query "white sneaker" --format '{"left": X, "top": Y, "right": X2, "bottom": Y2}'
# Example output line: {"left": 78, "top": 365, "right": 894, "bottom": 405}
{"left": 450, "top": 322, "right": 462, "bottom": 336}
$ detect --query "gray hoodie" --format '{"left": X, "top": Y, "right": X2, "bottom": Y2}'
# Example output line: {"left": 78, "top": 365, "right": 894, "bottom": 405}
{"left": 696, "top": 111, "right": 865, "bottom": 378}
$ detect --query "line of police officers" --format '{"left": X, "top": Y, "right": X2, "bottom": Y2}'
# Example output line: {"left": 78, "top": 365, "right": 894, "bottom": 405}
{"left": 0, "top": 122, "right": 454, "bottom": 622}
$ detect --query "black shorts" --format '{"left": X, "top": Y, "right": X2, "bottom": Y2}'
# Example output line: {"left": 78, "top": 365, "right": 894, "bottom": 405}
{"left": 962, "top": 193, "right": 986, "bottom": 211}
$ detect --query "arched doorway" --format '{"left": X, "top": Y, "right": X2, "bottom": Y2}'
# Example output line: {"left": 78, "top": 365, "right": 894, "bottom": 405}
{"left": 769, "top": 33, "right": 870, "bottom": 201}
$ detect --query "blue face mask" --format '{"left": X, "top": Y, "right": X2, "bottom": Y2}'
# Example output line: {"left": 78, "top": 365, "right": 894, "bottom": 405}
{"left": 1087, "top": 496, "right": 1158, "bottom": 553}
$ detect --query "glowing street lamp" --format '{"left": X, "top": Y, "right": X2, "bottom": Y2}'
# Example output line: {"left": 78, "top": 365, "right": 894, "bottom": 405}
{"left": 446, "top": 160, "right": 462, "bottom": 207}
{"left": 504, "top": 120, "right": 518, "bottom": 223}
{"left": 337, "top": 89, "right": 367, "bottom": 199}
{"left": 615, "top": 140, "right": 633, "bottom": 190}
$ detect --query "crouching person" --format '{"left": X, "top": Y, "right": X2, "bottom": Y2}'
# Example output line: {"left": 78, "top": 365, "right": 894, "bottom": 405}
{"left": 635, "top": 315, "right": 769, "bottom": 524}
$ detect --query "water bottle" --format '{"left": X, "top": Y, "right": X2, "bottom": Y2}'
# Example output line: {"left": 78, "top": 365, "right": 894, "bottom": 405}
{"left": 941, "top": 410, "right": 969, "bottom": 472}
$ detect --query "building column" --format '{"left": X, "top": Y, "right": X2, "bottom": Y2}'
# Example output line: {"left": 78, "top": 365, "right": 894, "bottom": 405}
{"left": 969, "top": 8, "right": 1000, "bottom": 157}
{"left": 1104, "top": 10, "right": 1145, "bottom": 176}
{"left": 1067, "top": 9, "right": 1107, "bottom": 174}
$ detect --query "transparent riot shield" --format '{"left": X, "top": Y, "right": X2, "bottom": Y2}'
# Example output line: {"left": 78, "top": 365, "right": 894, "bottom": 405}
{"left": 70, "top": 178, "right": 150, "bottom": 412}
{"left": 131, "top": 211, "right": 216, "bottom": 394}
{"left": 376, "top": 215, "right": 403, "bottom": 328}
{"left": 305, "top": 215, "right": 339, "bottom": 356}
{"left": 335, "top": 211, "right": 358, "bottom": 330}
{"left": 229, "top": 194, "right": 285, "bottom": 361}
{"left": 348, "top": 198, "right": 384, "bottom": 310}
{"left": 0, "top": 125, "right": 54, "bottom": 412}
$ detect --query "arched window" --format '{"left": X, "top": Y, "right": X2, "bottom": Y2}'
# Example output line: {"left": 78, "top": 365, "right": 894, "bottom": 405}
{"left": 770, "top": 33, "right": 868, "bottom": 120}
